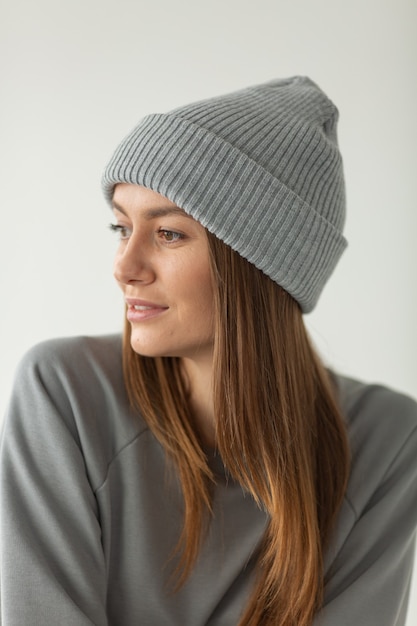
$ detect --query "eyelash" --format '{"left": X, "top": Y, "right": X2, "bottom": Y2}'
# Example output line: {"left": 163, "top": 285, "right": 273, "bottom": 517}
{"left": 108, "top": 224, "right": 184, "bottom": 243}
{"left": 109, "top": 223, "right": 130, "bottom": 239}
{"left": 158, "top": 229, "right": 184, "bottom": 243}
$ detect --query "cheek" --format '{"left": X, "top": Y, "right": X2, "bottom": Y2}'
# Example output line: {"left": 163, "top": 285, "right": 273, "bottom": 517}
{"left": 178, "top": 258, "right": 214, "bottom": 314}
{"left": 192, "top": 266, "right": 214, "bottom": 316}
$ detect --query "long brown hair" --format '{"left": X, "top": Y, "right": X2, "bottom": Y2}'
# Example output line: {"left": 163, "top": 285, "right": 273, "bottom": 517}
{"left": 122, "top": 231, "right": 350, "bottom": 626}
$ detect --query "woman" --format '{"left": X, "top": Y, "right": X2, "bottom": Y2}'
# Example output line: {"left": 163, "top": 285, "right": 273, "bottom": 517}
{"left": 1, "top": 76, "right": 417, "bottom": 626}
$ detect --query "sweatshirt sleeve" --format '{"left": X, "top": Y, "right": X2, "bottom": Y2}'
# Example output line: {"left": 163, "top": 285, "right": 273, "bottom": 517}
{"left": 0, "top": 342, "right": 109, "bottom": 626}
{"left": 318, "top": 387, "right": 417, "bottom": 626}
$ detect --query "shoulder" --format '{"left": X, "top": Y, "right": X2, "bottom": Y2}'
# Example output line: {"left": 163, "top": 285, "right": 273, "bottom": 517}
{"left": 335, "top": 373, "right": 417, "bottom": 516}
{"left": 17, "top": 333, "right": 123, "bottom": 376}
{"left": 336, "top": 373, "right": 417, "bottom": 455}
{"left": 11, "top": 332, "right": 137, "bottom": 424}
{"left": 322, "top": 376, "right": 417, "bottom": 616}
{"left": 5, "top": 335, "right": 147, "bottom": 490}
{"left": 12, "top": 334, "right": 125, "bottom": 405}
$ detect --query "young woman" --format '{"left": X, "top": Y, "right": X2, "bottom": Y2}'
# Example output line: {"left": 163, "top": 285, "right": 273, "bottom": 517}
{"left": 1, "top": 76, "right": 417, "bottom": 626}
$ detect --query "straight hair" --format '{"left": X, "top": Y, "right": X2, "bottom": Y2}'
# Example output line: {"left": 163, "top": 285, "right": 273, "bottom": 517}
{"left": 122, "top": 231, "right": 350, "bottom": 626}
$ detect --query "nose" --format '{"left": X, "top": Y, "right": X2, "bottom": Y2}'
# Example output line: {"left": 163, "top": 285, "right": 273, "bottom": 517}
{"left": 113, "top": 238, "right": 155, "bottom": 286}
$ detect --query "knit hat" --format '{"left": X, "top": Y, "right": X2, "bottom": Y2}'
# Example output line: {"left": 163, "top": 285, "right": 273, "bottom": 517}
{"left": 102, "top": 76, "right": 347, "bottom": 313}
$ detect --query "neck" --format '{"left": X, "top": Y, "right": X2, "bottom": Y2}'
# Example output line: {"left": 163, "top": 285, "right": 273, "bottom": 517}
{"left": 181, "top": 354, "right": 215, "bottom": 449}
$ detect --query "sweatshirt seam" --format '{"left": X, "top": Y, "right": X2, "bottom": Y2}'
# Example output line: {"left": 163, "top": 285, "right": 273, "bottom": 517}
{"left": 342, "top": 493, "right": 359, "bottom": 521}
{"left": 93, "top": 426, "right": 150, "bottom": 495}
{"left": 345, "top": 423, "right": 417, "bottom": 521}
{"left": 377, "top": 423, "right": 417, "bottom": 485}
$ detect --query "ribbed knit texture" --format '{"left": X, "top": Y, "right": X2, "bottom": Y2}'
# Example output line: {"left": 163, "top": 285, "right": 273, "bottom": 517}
{"left": 102, "top": 76, "right": 347, "bottom": 312}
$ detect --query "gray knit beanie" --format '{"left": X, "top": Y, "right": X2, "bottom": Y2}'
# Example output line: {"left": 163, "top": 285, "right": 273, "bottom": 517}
{"left": 102, "top": 76, "right": 346, "bottom": 313}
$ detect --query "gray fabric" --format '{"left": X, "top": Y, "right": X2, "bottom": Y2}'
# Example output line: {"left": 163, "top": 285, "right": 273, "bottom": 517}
{"left": 1, "top": 335, "right": 417, "bottom": 625}
{"left": 102, "top": 77, "right": 347, "bottom": 313}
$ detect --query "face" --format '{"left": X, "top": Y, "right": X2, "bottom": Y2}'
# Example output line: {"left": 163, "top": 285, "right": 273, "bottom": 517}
{"left": 112, "top": 184, "right": 214, "bottom": 364}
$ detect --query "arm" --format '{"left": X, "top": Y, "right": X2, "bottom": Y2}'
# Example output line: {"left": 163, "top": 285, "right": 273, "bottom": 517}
{"left": 319, "top": 417, "right": 417, "bottom": 626}
{"left": 0, "top": 343, "right": 108, "bottom": 625}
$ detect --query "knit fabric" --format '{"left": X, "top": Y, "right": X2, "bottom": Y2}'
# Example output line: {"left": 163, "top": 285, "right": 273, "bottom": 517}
{"left": 102, "top": 76, "right": 347, "bottom": 312}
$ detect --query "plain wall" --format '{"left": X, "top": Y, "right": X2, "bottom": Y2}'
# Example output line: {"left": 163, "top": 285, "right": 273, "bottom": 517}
{"left": 1, "top": 0, "right": 416, "bottom": 621}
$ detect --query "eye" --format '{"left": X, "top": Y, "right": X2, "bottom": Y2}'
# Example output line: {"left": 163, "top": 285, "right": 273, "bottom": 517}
{"left": 158, "top": 229, "right": 184, "bottom": 243}
{"left": 109, "top": 223, "right": 131, "bottom": 240}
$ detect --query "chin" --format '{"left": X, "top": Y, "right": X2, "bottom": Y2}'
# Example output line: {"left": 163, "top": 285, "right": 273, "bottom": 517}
{"left": 129, "top": 336, "right": 175, "bottom": 359}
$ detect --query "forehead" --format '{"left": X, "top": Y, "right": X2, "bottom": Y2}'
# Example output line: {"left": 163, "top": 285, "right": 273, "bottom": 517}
{"left": 112, "top": 183, "right": 197, "bottom": 223}
{"left": 113, "top": 183, "right": 177, "bottom": 208}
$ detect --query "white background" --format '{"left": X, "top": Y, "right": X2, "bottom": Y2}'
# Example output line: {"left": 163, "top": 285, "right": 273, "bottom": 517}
{"left": 1, "top": 0, "right": 416, "bottom": 621}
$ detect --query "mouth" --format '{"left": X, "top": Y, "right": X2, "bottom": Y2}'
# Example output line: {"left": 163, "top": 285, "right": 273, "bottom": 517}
{"left": 132, "top": 304, "right": 157, "bottom": 311}
{"left": 125, "top": 298, "right": 169, "bottom": 322}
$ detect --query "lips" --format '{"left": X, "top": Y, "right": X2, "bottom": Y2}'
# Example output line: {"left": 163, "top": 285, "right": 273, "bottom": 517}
{"left": 125, "top": 298, "right": 168, "bottom": 322}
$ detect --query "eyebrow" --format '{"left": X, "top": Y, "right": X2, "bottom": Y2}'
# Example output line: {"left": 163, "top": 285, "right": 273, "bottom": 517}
{"left": 112, "top": 200, "right": 194, "bottom": 220}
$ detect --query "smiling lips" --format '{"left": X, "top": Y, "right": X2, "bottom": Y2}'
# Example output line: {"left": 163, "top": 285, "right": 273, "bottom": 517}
{"left": 125, "top": 298, "right": 169, "bottom": 322}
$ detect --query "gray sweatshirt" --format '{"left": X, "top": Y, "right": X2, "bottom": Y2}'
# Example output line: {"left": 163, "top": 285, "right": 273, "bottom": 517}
{"left": 1, "top": 335, "right": 417, "bottom": 625}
